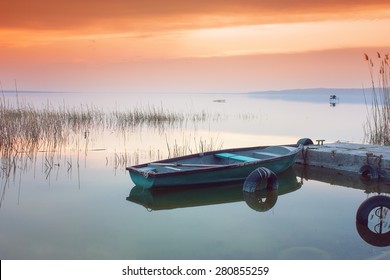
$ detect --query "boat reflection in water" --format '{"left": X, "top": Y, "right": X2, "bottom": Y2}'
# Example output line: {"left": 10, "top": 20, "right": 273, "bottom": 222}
{"left": 295, "top": 164, "right": 390, "bottom": 247}
{"left": 127, "top": 167, "right": 301, "bottom": 212}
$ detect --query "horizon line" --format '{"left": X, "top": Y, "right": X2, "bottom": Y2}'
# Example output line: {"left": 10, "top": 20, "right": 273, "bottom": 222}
{"left": 0, "top": 87, "right": 375, "bottom": 95}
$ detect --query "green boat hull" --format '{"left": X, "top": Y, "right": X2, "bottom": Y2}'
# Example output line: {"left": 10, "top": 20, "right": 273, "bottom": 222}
{"left": 127, "top": 144, "right": 302, "bottom": 189}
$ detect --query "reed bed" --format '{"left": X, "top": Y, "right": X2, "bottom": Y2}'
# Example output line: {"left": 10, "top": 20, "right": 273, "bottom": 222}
{"left": 363, "top": 52, "right": 390, "bottom": 146}
{"left": 107, "top": 105, "right": 185, "bottom": 134}
{"left": 0, "top": 97, "right": 227, "bottom": 180}
{"left": 0, "top": 100, "right": 186, "bottom": 156}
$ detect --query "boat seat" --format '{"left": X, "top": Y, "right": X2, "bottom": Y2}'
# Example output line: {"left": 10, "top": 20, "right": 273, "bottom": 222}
{"left": 215, "top": 152, "right": 259, "bottom": 162}
{"left": 164, "top": 166, "right": 181, "bottom": 171}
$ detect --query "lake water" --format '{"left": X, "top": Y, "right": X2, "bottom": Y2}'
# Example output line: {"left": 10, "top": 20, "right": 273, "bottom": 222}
{"left": 1, "top": 88, "right": 389, "bottom": 260}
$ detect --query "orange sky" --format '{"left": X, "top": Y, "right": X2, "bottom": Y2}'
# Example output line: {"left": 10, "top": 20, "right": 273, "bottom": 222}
{"left": 1, "top": 0, "right": 390, "bottom": 93}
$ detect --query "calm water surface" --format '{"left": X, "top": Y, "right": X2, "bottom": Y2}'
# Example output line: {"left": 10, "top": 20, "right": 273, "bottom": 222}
{"left": 1, "top": 89, "right": 389, "bottom": 259}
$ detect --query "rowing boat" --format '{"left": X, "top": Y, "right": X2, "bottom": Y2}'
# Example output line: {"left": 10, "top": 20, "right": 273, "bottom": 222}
{"left": 126, "top": 143, "right": 302, "bottom": 189}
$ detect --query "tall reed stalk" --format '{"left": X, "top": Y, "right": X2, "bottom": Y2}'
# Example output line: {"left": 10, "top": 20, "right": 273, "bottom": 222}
{"left": 363, "top": 52, "right": 390, "bottom": 146}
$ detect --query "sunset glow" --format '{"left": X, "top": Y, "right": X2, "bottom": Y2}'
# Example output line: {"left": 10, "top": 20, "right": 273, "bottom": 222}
{"left": 1, "top": 0, "right": 390, "bottom": 92}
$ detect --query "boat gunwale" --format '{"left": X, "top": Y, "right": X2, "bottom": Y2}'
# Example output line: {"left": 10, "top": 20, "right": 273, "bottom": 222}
{"left": 126, "top": 144, "right": 302, "bottom": 179}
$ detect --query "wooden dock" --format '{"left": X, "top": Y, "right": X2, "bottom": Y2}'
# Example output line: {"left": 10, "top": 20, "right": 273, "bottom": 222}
{"left": 295, "top": 142, "right": 390, "bottom": 180}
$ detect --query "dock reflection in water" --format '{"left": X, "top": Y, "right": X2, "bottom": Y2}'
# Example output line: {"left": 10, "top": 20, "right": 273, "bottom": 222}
{"left": 295, "top": 164, "right": 390, "bottom": 247}
{"left": 127, "top": 167, "right": 301, "bottom": 212}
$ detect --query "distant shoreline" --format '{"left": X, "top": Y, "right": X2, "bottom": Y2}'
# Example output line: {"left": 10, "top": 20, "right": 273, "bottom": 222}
{"left": 0, "top": 87, "right": 373, "bottom": 95}
{"left": 248, "top": 87, "right": 371, "bottom": 95}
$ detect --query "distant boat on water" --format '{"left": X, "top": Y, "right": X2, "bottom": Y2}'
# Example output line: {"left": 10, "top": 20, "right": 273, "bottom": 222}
{"left": 329, "top": 94, "right": 339, "bottom": 107}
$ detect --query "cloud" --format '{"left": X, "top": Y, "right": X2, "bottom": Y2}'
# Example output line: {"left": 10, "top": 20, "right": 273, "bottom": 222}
{"left": 1, "top": 0, "right": 390, "bottom": 32}
{"left": 1, "top": 1, "right": 389, "bottom": 93}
